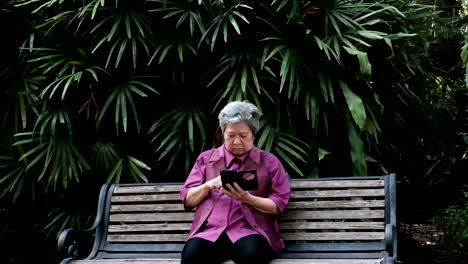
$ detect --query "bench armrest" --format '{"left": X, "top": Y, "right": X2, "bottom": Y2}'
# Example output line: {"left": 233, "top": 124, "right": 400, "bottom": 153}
{"left": 57, "top": 227, "right": 98, "bottom": 260}
{"left": 57, "top": 184, "right": 109, "bottom": 263}
{"left": 384, "top": 223, "right": 396, "bottom": 262}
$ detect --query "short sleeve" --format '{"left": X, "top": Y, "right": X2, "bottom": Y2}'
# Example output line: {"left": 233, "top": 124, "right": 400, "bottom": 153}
{"left": 263, "top": 152, "right": 291, "bottom": 215}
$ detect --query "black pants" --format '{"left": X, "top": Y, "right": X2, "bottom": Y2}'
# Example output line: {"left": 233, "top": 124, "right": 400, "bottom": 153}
{"left": 181, "top": 232, "right": 276, "bottom": 264}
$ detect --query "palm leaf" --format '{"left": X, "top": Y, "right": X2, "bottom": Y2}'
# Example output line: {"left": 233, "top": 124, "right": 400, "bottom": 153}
{"left": 339, "top": 80, "right": 366, "bottom": 130}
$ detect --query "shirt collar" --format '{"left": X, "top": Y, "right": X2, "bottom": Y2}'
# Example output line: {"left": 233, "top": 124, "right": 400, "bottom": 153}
{"left": 223, "top": 146, "right": 249, "bottom": 168}
{"left": 209, "top": 145, "right": 261, "bottom": 165}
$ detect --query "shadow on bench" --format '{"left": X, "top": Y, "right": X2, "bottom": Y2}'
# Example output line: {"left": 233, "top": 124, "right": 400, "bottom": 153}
{"left": 58, "top": 174, "right": 398, "bottom": 264}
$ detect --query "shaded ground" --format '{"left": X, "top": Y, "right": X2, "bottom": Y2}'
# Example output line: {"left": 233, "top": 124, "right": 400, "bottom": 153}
{"left": 398, "top": 223, "right": 468, "bottom": 264}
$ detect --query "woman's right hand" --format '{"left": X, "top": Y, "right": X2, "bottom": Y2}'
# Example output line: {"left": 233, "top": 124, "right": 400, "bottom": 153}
{"left": 206, "top": 176, "right": 222, "bottom": 190}
{"left": 185, "top": 176, "right": 222, "bottom": 207}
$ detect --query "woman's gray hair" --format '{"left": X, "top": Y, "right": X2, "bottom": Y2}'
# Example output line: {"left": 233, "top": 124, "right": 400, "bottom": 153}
{"left": 218, "top": 101, "right": 262, "bottom": 133}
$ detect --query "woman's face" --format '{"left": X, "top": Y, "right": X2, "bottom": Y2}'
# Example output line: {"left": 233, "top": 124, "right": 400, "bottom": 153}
{"left": 223, "top": 122, "right": 254, "bottom": 156}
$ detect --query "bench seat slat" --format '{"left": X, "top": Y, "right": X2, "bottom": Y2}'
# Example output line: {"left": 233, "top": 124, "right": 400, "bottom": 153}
{"left": 110, "top": 200, "right": 385, "bottom": 213}
{"left": 114, "top": 185, "right": 183, "bottom": 194}
{"left": 281, "top": 232, "right": 385, "bottom": 241}
{"left": 111, "top": 189, "right": 386, "bottom": 202}
{"left": 272, "top": 260, "right": 384, "bottom": 264}
{"left": 100, "top": 242, "right": 385, "bottom": 252}
{"left": 108, "top": 210, "right": 383, "bottom": 222}
{"left": 279, "top": 222, "right": 384, "bottom": 230}
{"left": 109, "top": 213, "right": 194, "bottom": 222}
{"left": 108, "top": 223, "right": 192, "bottom": 232}
{"left": 111, "top": 199, "right": 385, "bottom": 212}
{"left": 100, "top": 243, "right": 387, "bottom": 254}
{"left": 103, "top": 243, "right": 184, "bottom": 252}
{"left": 112, "top": 194, "right": 180, "bottom": 202}
{"left": 107, "top": 232, "right": 384, "bottom": 243}
{"left": 113, "top": 181, "right": 384, "bottom": 194}
{"left": 108, "top": 234, "right": 188, "bottom": 242}
{"left": 111, "top": 204, "right": 185, "bottom": 212}
{"left": 281, "top": 210, "right": 384, "bottom": 219}
{"left": 66, "top": 258, "right": 384, "bottom": 264}
{"left": 284, "top": 242, "right": 385, "bottom": 251}
{"left": 290, "top": 180, "right": 384, "bottom": 188}
{"left": 287, "top": 200, "right": 384, "bottom": 209}
{"left": 291, "top": 189, "right": 384, "bottom": 199}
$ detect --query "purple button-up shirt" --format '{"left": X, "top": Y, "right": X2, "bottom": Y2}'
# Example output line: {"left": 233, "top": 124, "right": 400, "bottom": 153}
{"left": 180, "top": 146, "right": 291, "bottom": 254}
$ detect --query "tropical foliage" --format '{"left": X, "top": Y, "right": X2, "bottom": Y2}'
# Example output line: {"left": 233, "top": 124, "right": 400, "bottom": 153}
{"left": 0, "top": 0, "right": 466, "bottom": 263}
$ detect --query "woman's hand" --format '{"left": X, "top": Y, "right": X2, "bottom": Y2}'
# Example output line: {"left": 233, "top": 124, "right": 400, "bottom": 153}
{"left": 223, "top": 182, "right": 251, "bottom": 203}
{"left": 185, "top": 176, "right": 222, "bottom": 207}
{"left": 223, "top": 183, "right": 278, "bottom": 215}
{"left": 206, "top": 176, "right": 223, "bottom": 190}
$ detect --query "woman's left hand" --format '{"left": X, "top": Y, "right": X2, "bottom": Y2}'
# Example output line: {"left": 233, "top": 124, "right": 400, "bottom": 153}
{"left": 223, "top": 182, "right": 278, "bottom": 215}
{"left": 223, "top": 183, "right": 252, "bottom": 203}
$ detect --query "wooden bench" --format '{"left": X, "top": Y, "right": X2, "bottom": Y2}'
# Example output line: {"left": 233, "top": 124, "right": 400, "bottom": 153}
{"left": 57, "top": 174, "right": 397, "bottom": 264}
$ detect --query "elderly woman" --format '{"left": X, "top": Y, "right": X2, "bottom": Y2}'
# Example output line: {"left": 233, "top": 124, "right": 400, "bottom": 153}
{"left": 180, "top": 101, "right": 291, "bottom": 264}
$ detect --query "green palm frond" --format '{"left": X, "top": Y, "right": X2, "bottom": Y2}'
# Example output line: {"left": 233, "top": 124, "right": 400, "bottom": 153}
{"left": 339, "top": 80, "right": 366, "bottom": 130}
{"left": 303, "top": 89, "right": 320, "bottom": 129}
{"left": 198, "top": 2, "right": 252, "bottom": 51}
{"left": 0, "top": 154, "right": 28, "bottom": 204}
{"left": 301, "top": 0, "right": 410, "bottom": 74}
{"left": 38, "top": 207, "right": 94, "bottom": 241}
{"left": 89, "top": 140, "right": 150, "bottom": 183}
{"left": 90, "top": 9, "right": 154, "bottom": 69}
{"left": 347, "top": 118, "right": 366, "bottom": 176}
{"left": 261, "top": 42, "right": 304, "bottom": 100}
{"left": 270, "top": 0, "right": 302, "bottom": 21}
{"left": 208, "top": 49, "right": 275, "bottom": 109}
{"left": 148, "top": 0, "right": 207, "bottom": 37}
{"left": 14, "top": 0, "right": 71, "bottom": 13}
{"left": 148, "top": 105, "right": 208, "bottom": 173}
{"left": 2, "top": 63, "right": 43, "bottom": 131}
{"left": 106, "top": 154, "right": 150, "bottom": 184}
{"left": 26, "top": 47, "right": 106, "bottom": 100}
{"left": 208, "top": 48, "right": 275, "bottom": 106}
{"left": 97, "top": 75, "right": 159, "bottom": 134}
{"left": 13, "top": 132, "right": 91, "bottom": 190}
{"left": 33, "top": 104, "right": 73, "bottom": 136}
{"left": 89, "top": 140, "right": 119, "bottom": 171}
{"left": 256, "top": 120, "right": 310, "bottom": 177}
{"left": 40, "top": 66, "right": 104, "bottom": 100}
{"left": 148, "top": 38, "right": 197, "bottom": 64}
{"left": 27, "top": 48, "right": 82, "bottom": 76}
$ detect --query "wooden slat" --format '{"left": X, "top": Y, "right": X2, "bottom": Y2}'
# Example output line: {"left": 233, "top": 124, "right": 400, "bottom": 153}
{"left": 111, "top": 193, "right": 180, "bottom": 202}
{"left": 291, "top": 189, "right": 385, "bottom": 199}
{"left": 287, "top": 200, "right": 385, "bottom": 209}
{"left": 108, "top": 223, "right": 191, "bottom": 232}
{"left": 70, "top": 260, "right": 181, "bottom": 264}
{"left": 83, "top": 257, "right": 377, "bottom": 264}
{"left": 110, "top": 198, "right": 385, "bottom": 210}
{"left": 281, "top": 210, "right": 384, "bottom": 220}
{"left": 290, "top": 180, "right": 384, "bottom": 189}
{"left": 108, "top": 234, "right": 188, "bottom": 242}
{"left": 272, "top": 259, "right": 383, "bottom": 264}
{"left": 111, "top": 204, "right": 185, "bottom": 212}
{"left": 271, "top": 260, "right": 384, "bottom": 264}
{"left": 281, "top": 232, "right": 385, "bottom": 241}
{"left": 114, "top": 185, "right": 182, "bottom": 194}
{"left": 109, "top": 210, "right": 384, "bottom": 222}
{"left": 110, "top": 212, "right": 194, "bottom": 222}
{"left": 279, "top": 222, "right": 384, "bottom": 230}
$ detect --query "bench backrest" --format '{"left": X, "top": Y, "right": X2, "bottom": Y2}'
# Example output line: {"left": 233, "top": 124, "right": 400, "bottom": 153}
{"left": 89, "top": 174, "right": 396, "bottom": 260}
